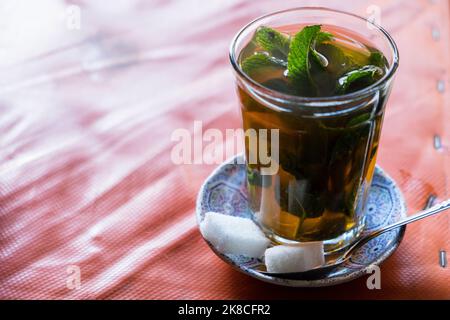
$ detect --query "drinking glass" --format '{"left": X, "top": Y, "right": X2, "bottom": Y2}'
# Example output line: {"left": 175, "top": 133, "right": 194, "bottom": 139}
{"left": 229, "top": 7, "right": 399, "bottom": 252}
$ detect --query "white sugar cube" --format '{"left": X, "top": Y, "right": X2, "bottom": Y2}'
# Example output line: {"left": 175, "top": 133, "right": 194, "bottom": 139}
{"left": 200, "top": 211, "right": 270, "bottom": 258}
{"left": 265, "top": 242, "right": 325, "bottom": 273}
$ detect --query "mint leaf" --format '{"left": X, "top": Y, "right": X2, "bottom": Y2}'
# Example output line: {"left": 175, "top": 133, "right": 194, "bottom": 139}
{"left": 336, "top": 65, "right": 383, "bottom": 93}
{"left": 241, "top": 52, "right": 286, "bottom": 79}
{"left": 241, "top": 52, "right": 286, "bottom": 74}
{"left": 317, "top": 43, "right": 356, "bottom": 75}
{"left": 316, "top": 31, "right": 333, "bottom": 43}
{"left": 287, "top": 25, "right": 322, "bottom": 93}
{"left": 311, "top": 31, "right": 334, "bottom": 68}
{"left": 369, "top": 50, "right": 387, "bottom": 68}
{"left": 241, "top": 53, "right": 272, "bottom": 73}
{"left": 311, "top": 48, "right": 328, "bottom": 68}
{"left": 255, "top": 26, "right": 290, "bottom": 60}
{"left": 241, "top": 52, "right": 286, "bottom": 73}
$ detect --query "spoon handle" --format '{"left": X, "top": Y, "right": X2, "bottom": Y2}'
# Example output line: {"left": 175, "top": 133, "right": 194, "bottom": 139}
{"left": 344, "top": 198, "right": 450, "bottom": 259}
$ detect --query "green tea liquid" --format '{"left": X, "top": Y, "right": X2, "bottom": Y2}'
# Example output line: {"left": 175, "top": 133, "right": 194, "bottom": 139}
{"left": 238, "top": 24, "right": 389, "bottom": 250}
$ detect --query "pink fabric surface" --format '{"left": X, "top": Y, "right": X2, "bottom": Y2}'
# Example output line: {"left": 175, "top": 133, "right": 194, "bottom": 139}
{"left": 0, "top": 0, "right": 449, "bottom": 299}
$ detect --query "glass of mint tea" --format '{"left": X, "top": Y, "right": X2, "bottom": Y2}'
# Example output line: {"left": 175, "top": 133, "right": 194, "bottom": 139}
{"left": 230, "top": 8, "right": 399, "bottom": 252}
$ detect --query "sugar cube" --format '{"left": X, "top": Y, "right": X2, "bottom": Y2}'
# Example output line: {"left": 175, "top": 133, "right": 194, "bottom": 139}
{"left": 265, "top": 242, "right": 325, "bottom": 273}
{"left": 200, "top": 211, "right": 270, "bottom": 258}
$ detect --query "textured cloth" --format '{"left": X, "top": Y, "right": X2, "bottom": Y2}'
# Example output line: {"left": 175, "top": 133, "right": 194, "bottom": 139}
{"left": 0, "top": 0, "right": 449, "bottom": 299}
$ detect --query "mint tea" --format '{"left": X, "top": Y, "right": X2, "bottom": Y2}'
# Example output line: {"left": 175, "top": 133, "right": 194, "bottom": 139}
{"left": 230, "top": 9, "right": 398, "bottom": 252}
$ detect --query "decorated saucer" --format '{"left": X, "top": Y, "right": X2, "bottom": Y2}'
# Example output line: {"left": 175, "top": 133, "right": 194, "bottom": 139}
{"left": 196, "top": 154, "right": 406, "bottom": 287}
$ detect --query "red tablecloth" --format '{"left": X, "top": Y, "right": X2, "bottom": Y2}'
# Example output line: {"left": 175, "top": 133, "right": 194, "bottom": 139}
{"left": 1, "top": 0, "right": 449, "bottom": 299}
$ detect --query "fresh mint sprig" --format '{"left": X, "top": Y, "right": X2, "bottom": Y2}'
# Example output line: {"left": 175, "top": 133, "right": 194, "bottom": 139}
{"left": 336, "top": 65, "right": 383, "bottom": 93}
{"left": 311, "top": 31, "right": 333, "bottom": 68}
{"left": 241, "top": 24, "right": 384, "bottom": 96}
{"left": 242, "top": 25, "right": 331, "bottom": 88}
{"left": 286, "top": 25, "right": 334, "bottom": 94}
{"left": 315, "top": 31, "right": 333, "bottom": 43}
{"left": 254, "top": 26, "right": 291, "bottom": 60}
{"left": 241, "top": 52, "right": 286, "bottom": 76}
{"left": 287, "top": 25, "right": 322, "bottom": 89}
